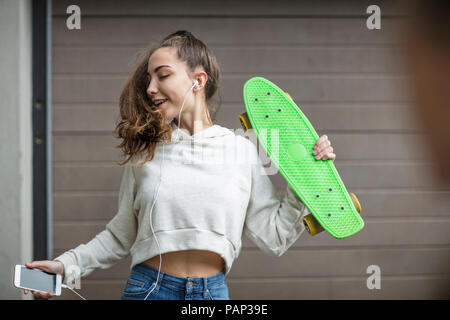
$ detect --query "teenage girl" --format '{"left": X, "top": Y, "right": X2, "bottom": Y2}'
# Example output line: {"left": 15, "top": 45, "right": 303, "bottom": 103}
{"left": 23, "top": 30, "right": 335, "bottom": 300}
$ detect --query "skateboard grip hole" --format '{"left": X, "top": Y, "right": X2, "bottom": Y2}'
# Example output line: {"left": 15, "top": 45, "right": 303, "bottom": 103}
{"left": 329, "top": 188, "right": 333, "bottom": 191}
{"left": 278, "top": 109, "right": 281, "bottom": 112}
{"left": 267, "top": 92, "right": 270, "bottom": 95}
{"left": 265, "top": 115, "right": 269, "bottom": 118}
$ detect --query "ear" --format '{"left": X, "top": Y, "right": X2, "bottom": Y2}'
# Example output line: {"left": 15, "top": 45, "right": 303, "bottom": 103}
{"left": 193, "top": 70, "right": 208, "bottom": 91}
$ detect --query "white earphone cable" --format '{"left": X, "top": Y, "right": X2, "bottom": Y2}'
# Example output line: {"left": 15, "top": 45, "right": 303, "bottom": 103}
{"left": 144, "top": 80, "right": 197, "bottom": 300}
{"left": 175, "top": 80, "right": 198, "bottom": 141}
{"left": 61, "top": 284, "right": 87, "bottom": 300}
{"left": 143, "top": 142, "right": 164, "bottom": 300}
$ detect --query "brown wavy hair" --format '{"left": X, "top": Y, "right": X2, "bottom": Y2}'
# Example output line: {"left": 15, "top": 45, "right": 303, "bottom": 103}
{"left": 114, "top": 30, "right": 222, "bottom": 167}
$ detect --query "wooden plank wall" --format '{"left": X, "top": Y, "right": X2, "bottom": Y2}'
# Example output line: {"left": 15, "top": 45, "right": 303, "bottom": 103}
{"left": 51, "top": 0, "right": 450, "bottom": 299}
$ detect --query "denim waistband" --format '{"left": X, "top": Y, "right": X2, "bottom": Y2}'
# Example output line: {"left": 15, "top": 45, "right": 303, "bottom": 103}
{"left": 132, "top": 263, "right": 226, "bottom": 291}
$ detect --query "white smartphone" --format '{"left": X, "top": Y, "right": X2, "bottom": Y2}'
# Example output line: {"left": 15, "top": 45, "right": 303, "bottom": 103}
{"left": 14, "top": 264, "right": 62, "bottom": 296}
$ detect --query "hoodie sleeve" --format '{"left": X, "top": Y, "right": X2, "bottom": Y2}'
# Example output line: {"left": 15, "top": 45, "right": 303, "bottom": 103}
{"left": 243, "top": 143, "right": 310, "bottom": 257}
{"left": 53, "top": 164, "right": 138, "bottom": 283}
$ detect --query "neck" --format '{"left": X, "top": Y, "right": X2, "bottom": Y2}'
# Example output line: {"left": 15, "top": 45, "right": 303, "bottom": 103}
{"left": 174, "top": 105, "right": 213, "bottom": 136}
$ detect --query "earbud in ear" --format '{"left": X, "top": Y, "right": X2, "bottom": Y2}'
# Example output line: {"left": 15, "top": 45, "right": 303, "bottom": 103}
{"left": 190, "top": 80, "right": 199, "bottom": 91}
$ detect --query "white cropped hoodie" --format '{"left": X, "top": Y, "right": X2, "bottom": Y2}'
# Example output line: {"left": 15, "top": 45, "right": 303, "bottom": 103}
{"left": 54, "top": 120, "right": 310, "bottom": 282}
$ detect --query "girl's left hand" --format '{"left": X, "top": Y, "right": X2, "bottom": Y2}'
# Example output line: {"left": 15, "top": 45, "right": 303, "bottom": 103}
{"left": 312, "top": 135, "right": 336, "bottom": 162}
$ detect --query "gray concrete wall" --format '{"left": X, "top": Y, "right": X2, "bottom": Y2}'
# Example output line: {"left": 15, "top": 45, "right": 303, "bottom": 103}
{"left": 0, "top": 0, "right": 33, "bottom": 300}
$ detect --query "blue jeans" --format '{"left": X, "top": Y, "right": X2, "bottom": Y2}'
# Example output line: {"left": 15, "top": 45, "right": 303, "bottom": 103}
{"left": 120, "top": 263, "right": 230, "bottom": 300}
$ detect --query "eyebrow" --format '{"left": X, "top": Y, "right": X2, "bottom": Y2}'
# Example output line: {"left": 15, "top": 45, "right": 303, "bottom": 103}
{"left": 147, "top": 65, "right": 172, "bottom": 75}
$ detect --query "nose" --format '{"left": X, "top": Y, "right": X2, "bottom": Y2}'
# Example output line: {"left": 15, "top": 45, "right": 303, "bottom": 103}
{"left": 146, "top": 78, "right": 158, "bottom": 97}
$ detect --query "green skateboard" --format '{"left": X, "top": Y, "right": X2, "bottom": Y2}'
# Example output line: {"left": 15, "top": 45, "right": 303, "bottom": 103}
{"left": 240, "top": 77, "right": 364, "bottom": 238}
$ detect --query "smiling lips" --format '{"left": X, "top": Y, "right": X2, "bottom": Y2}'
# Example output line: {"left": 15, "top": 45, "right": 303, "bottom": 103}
{"left": 154, "top": 99, "right": 168, "bottom": 108}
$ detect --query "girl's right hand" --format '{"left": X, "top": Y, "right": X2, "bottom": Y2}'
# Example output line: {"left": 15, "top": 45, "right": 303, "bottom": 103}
{"left": 23, "top": 260, "right": 65, "bottom": 299}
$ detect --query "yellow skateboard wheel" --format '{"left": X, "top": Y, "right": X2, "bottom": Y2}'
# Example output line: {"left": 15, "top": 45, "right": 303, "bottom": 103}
{"left": 285, "top": 92, "right": 293, "bottom": 101}
{"left": 350, "top": 193, "right": 362, "bottom": 214}
{"left": 302, "top": 214, "right": 324, "bottom": 236}
{"left": 238, "top": 112, "right": 252, "bottom": 132}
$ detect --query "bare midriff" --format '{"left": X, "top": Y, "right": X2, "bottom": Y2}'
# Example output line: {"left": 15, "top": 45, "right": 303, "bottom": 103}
{"left": 143, "top": 250, "right": 225, "bottom": 278}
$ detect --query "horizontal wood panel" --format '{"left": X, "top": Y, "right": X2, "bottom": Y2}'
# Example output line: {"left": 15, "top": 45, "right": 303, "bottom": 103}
{"left": 52, "top": 76, "right": 409, "bottom": 103}
{"left": 53, "top": 166, "right": 122, "bottom": 191}
{"left": 53, "top": 190, "right": 450, "bottom": 222}
{"left": 228, "top": 276, "right": 450, "bottom": 299}
{"left": 53, "top": 0, "right": 408, "bottom": 16}
{"left": 272, "top": 161, "right": 445, "bottom": 190}
{"left": 220, "top": 104, "right": 420, "bottom": 133}
{"left": 53, "top": 133, "right": 430, "bottom": 162}
{"left": 52, "top": 17, "right": 404, "bottom": 46}
{"left": 53, "top": 220, "right": 450, "bottom": 250}
{"left": 52, "top": 247, "right": 450, "bottom": 280}
{"left": 52, "top": 162, "right": 445, "bottom": 192}
{"left": 53, "top": 46, "right": 405, "bottom": 74}
{"left": 53, "top": 104, "right": 419, "bottom": 133}
{"left": 53, "top": 135, "right": 122, "bottom": 161}
{"left": 52, "top": 276, "right": 450, "bottom": 300}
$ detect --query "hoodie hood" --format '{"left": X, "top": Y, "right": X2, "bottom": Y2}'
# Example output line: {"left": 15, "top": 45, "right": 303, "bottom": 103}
{"left": 169, "top": 120, "right": 233, "bottom": 142}
{"left": 164, "top": 119, "right": 249, "bottom": 167}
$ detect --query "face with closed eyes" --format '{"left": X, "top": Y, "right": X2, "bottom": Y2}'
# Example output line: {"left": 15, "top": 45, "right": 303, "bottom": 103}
{"left": 146, "top": 46, "right": 205, "bottom": 122}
